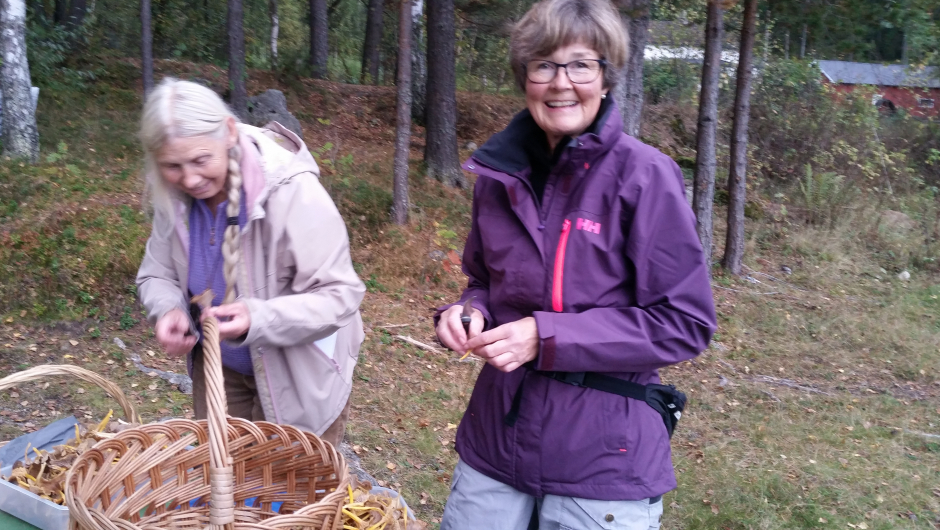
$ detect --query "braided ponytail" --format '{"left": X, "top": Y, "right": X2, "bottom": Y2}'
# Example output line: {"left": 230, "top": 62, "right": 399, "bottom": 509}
{"left": 221, "top": 144, "right": 243, "bottom": 304}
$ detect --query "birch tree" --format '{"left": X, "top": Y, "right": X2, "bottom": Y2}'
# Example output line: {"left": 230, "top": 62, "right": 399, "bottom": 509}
{"left": 269, "top": 0, "right": 279, "bottom": 69}
{"left": 392, "top": 0, "right": 413, "bottom": 225}
{"left": 411, "top": 0, "right": 426, "bottom": 125}
{"left": 0, "top": 0, "right": 40, "bottom": 162}
{"left": 722, "top": 0, "right": 757, "bottom": 274}
{"left": 692, "top": 0, "right": 723, "bottom": 262}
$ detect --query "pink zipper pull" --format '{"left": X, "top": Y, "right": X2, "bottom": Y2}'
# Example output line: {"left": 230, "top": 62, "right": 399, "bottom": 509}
{"left": 552, "top": 219, "right": 572, "bottom": 312}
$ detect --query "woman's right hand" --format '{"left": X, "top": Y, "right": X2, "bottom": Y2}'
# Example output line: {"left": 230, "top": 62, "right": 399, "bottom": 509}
{"left": 436, "top": 303, "right": 484, "bottom": 353}
{"left": 155, "top": 308, "right": 197, "bottom": 357}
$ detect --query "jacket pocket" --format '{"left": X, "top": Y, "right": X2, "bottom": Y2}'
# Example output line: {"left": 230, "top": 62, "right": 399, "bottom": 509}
{"left": 552, "top": 219, "right": 572, "bottom": 312}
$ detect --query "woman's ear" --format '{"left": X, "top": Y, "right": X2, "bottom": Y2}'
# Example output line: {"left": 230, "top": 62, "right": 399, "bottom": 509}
{"left": 225, "top": 116, "right": 239, "bottom": 149}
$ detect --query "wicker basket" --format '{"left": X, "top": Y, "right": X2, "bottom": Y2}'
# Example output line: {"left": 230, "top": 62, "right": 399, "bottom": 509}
{"left": 63, "top": 316, "right": 349, "bottom": 530}
{"left": 0, "top": 364, "right": 139, "bottom": 452}
{"left": 0, "top": 364, "right": 138, "bottom": 424}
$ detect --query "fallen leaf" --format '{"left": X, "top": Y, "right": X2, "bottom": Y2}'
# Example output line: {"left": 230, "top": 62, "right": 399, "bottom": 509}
{"left": 445, "top": 423, "right": 457, "bottom": 431}
{"left": 69, "top": 340, "right": 78, "bottom": 346}
{"left": 148, "top": 383, "right": 158, "bottom": 390}
{"left": 63, "top": 355, "right": 73, "bottom": 359}
{"left": 147, "top": 350, "right": 156, "bottom": 357}
{"left": 76, "top": 388, "right": 85, "bottom": 394}
{"left": 131, "top": 383, "right": 138, "bottom": 388}
{"left": 10, "top": 392, "right": 18, "bottom": 398}
{"left": 711, "top": 505, "right": 719, "bottom": 515}
{"left": 386, "top": 462, "right": 397, "bottom": 471}
{"left": 858, "top": 523, "right": 868, "bottom": 529}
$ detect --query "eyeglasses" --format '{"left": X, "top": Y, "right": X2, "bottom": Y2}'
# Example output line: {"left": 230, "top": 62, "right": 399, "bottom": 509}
{"left": 525, "top": 59, "right": 606, "bottom": 84}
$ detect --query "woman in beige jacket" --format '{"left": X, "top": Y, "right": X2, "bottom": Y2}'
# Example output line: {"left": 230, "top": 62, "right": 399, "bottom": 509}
{"left": 136, "top": 78, "right": 365, "bottom": 446}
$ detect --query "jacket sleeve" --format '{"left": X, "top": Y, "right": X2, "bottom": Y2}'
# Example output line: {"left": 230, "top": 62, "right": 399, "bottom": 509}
{"left": 237, "top": 175, "right": 365, "bottom": 348}
{"left": 434, "top": 178, "right": 493, "bottom": 328}
{"left": 136, "top": 206, "right": 190, "bottom": 326}
{"left": 533, "top": 156, "right": 716, "bottom": 374}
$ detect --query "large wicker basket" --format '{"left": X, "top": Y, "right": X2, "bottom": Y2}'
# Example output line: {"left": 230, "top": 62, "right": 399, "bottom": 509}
{"left": 63, "top": 316, "right": 349, "bottom": 530}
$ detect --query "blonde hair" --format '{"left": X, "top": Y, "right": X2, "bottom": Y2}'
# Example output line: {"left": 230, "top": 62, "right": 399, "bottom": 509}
{"left": 510, "top": 0, "right": 628, "bottom": 92}
{"left": 140, "top": 78, "right": 243, "bottom": 303}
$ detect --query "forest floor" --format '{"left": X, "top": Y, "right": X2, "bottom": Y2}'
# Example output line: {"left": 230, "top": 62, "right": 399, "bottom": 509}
{"left": 0, "top": 59, "right": 938, "bottom": 529}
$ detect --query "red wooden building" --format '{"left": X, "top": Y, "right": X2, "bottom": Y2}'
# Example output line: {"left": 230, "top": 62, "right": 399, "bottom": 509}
{"left": 818, "top": 60, "right": 940, "bottom": 118}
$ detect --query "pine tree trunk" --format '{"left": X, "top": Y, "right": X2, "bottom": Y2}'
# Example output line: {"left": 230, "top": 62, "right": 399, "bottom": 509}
{"left": 269, "top": 0, "right": 279, "bottom": 69}
{"left": 424, "top": 0, "right": 464, "bottom": 187}
{"left": 65, "top": 0, "right": 85, "bottom": 29}
{"left": 692, "top": 0, "right": 723, "bottom": 262}
{"left": 615, "top": 0, "right": 649, "bottom": 138}
{"left": 228, "top": 0, "right": 247, "bottom": 119}
{"left": 141, "top": 0, "right": 154, "bottom": 97}
{"left": 54, "top": 0, "right": 67, "bottom": 25}
{"left": 410, "top": 0, "right": 426, "bottom": 125}
{"left": 800, "top": 23, "right": 807, "bottom": 58}
{"left": 0, "top": 0, "right": 40, "bottom": 163}
{"left": 721, "top": 0, "right": 757, "bottom": 275}
{"left": 392, "top": 0, "right": 413, "bottom": 225}
{"left": 309, "top": 0, "right": 328, "bottom": 78}
{"left": 361, "top": 0, "right": 383, "bottom": 84}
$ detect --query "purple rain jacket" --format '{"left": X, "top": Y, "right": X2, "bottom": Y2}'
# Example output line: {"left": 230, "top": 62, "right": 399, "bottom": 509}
{"left": 444, "top": 100, "right": 717, "bottom": 501}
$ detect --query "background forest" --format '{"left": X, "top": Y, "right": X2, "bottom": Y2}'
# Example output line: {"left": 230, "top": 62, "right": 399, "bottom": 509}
{"left": 0, "top": 0, "right": 940, "bottom": 529}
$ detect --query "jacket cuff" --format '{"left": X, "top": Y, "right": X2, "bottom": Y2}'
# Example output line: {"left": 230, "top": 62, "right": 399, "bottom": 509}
{"left": 532, "top": 312, "right": 556, "bottom": 371}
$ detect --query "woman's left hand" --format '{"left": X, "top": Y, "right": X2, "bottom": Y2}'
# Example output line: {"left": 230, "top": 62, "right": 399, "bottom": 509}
{"left": 464, "top": 317, "right": 538, "bottom": 373}
{"left": 204, "top": 302, "right": 251, "bottom": 341}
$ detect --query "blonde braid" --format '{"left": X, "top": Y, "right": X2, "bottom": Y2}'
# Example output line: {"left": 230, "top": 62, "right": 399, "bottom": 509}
{"left": 221, "top": 144, "right": 243, "bottom": 304}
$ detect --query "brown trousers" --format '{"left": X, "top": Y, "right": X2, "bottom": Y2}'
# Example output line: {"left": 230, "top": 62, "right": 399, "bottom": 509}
{"left": 192, "top": 353, "right": 351, "bottom": 447}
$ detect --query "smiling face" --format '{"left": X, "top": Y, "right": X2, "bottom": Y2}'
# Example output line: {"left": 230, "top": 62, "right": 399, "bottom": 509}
{"left": 525, "top": 42, "right": 608, "bottom": 151}
{"left": 155, "top": 118, "right": 238, "bottom": 209}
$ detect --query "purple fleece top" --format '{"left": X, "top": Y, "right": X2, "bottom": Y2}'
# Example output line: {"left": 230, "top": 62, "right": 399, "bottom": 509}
{"left": 188, "top": 195, "right": 252, "bottom": 375}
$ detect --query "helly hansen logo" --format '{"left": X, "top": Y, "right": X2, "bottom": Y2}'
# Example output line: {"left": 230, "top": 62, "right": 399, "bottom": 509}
{"left": 576, "top": 217, "right": 601, "bottom": 234}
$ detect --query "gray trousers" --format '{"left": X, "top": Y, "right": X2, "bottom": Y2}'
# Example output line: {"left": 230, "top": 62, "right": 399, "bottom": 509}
{"left": 441, "top": 460, "right": 664, "bottom": 530}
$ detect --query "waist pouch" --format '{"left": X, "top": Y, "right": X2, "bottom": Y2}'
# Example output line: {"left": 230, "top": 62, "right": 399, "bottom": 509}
{"left": 531, "top": 371, "right": 686, "bottom": 438}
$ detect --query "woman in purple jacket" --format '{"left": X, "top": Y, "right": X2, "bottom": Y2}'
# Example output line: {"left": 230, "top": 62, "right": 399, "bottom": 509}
{"left": 434, "top": 0, "right": 716, "bottom": 528}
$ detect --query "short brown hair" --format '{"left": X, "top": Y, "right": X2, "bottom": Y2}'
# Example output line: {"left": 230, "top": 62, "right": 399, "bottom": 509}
{"left": 510, "top": 0, "right": 628, "bottom": 92}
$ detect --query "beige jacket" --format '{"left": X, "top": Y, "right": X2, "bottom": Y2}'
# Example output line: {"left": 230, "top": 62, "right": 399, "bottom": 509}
{"left": 136, "top": 122, "right": 365, "bottom": 435}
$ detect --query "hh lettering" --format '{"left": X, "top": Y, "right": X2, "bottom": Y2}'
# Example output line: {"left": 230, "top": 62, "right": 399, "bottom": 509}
{"left": 576, "top": 217, "right": 601, "bottom": 234}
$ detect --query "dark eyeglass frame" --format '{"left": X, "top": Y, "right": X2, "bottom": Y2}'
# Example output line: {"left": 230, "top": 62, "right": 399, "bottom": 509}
{"left": 524, "top": 58, "right": 608, "bottom": 84}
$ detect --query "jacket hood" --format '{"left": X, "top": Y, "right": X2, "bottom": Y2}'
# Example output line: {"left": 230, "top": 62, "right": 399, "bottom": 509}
{"left": 236, "top": 122, "right": 322, "bottom": 221}
{"left": 471, "top": 96, "right": 620, "bottom": 176}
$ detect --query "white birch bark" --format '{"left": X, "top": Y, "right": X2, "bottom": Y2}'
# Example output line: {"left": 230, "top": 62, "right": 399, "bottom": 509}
{"left": 269, "top": 0, "right": 278, "bottom": 68}
{"left": 0, "top": 0, "right": 39, "bottom": 162}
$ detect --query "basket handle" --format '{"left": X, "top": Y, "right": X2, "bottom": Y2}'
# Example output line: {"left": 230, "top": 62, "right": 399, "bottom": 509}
{"left": 201, "top": 315, "right": 236, "bottom": 530}
{"left": 0, "top": 364, "right": 137, "bottom": 423}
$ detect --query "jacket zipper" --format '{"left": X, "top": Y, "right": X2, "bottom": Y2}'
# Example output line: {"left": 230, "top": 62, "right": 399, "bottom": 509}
{"left": 552, "top": 219, "right": 571, "bottom": 312}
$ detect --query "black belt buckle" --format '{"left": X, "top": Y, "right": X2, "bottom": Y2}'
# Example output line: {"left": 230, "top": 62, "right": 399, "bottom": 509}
{"left": 551, "top": 371, "right": 586, "bottom": 387}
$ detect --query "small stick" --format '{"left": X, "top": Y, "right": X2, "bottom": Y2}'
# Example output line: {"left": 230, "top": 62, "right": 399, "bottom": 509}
{"left": 394, "top": 335, "right": 442, "bottom": 354}
{"left": 377, "top": 323, "right": 411, "bottom": 329}
{"left": 750, "top": 375, "right": 834, "bottom": 396}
